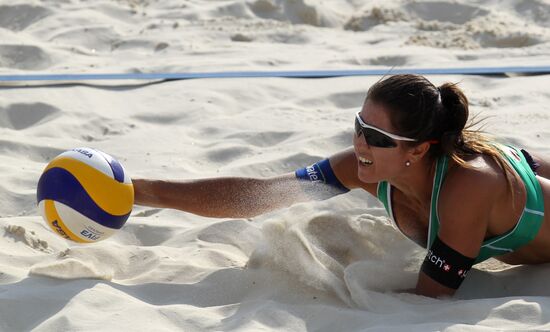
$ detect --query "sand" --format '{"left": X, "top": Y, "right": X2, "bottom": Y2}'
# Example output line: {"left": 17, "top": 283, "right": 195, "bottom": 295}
{"left": 1, "top": 0, "right": 550, "bottom": 331}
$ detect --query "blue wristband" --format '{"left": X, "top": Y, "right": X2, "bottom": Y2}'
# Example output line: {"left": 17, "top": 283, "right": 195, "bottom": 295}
{"left": 295, "top": 159, "right": 349, "bottom": 195}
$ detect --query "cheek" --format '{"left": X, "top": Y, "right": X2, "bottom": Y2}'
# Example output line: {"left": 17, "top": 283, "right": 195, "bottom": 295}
{"left": 356, "top": 150, "right": 404, "bottom": 183}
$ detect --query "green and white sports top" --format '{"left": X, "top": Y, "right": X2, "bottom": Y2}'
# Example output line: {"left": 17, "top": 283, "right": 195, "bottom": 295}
{"left": 377, "top": 144, "right": 545, "bottom": 264}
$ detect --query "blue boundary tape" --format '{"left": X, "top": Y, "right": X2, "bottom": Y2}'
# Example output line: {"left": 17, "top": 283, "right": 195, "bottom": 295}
{"left": 0, "top": 66, "right": 549, "bottom": 82}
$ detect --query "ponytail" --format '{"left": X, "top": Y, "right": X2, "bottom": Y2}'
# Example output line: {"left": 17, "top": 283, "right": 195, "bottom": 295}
{"left": 437, "top": 83, "right": 469, "bottom": 157}
{"left": 437, "top": 83, "right": 515, "bottom": 196}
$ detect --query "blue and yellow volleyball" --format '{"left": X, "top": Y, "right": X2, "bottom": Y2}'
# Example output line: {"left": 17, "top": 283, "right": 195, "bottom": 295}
{"left": 36, "top": 148, "right": 133, "bottom": 243}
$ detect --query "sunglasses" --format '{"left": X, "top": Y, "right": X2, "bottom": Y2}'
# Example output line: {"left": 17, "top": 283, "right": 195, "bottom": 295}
{"left": 355, "top": 111, "right": 417, "bottom": 148}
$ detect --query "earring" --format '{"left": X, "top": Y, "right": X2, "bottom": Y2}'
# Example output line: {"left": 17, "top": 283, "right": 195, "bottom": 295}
{"left": 405, "top": 161, "right": 411, "bottom": 167}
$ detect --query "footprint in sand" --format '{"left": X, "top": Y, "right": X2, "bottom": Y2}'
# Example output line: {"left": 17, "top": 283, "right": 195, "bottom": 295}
{"left": 0, "top": 4, "right": 52, "bottom": 31}
{"left": 0, "top": 102, "right": 61, "bottom": 130}
{"left": 0, "top": 45, "right": 52, "bottom": 70}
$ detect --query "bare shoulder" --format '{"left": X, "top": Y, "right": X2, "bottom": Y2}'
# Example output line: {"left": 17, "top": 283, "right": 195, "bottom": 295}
{"left": 328, "top": 147, "right": 378, "bottom": 196}
{"left": 437, "top": 154, "right": 505, "bottom": 254}
{"left": 442, "top": 154, "right": 505, "bottom": 202}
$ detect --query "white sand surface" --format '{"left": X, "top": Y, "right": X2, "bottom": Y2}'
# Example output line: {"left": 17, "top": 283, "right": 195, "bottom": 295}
{"left": 1, "top": 0, "right": 550, "bottom": 331}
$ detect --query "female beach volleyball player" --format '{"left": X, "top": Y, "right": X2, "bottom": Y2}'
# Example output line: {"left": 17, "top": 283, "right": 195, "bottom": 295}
{"left": 133, "top": 74, "right": 550, "bottom": 298}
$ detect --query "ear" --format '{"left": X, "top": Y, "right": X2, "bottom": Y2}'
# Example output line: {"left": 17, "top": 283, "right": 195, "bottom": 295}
{"left": 407, "top": 142, "right": 432, "bottom": 163}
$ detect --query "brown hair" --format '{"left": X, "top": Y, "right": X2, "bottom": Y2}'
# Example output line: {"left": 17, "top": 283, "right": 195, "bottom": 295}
{"left": 366, "top": 74, "right": 513, "bottom": 190}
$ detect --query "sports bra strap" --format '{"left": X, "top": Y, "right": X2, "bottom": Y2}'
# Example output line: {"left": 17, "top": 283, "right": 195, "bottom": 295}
{"left": 427, "top": 155, "right": 449, "bottom": 248}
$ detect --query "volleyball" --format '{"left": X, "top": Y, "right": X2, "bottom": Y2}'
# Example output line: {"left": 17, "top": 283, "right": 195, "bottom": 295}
{"left": 36, "top": 148, "right": 133, "bottom": 243}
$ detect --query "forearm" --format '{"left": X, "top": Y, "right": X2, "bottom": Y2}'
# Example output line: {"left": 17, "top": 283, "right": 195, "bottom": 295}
{"left": 133, "top": 175, "right": 307, "bottom": 218}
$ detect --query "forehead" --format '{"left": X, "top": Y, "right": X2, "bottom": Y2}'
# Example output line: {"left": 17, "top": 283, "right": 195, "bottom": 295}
{"left": 360, "top": 100, "right": 395, "bottom": 132}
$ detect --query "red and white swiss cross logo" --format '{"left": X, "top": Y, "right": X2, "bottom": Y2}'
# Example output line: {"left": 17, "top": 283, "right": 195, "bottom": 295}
{"left": 443, "top": 264, "right": 451, "bottom": 272}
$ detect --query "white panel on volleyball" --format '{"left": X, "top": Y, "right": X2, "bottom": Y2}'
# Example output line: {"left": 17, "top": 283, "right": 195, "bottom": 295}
{"left": 122, "top": 165, "right": 131, "bottom": 184}
{"left": 58, "top": 148, "right": 114, "bottom": 179}
{"left": 96, "top": 149, "right": 132, "bottom": 184}
{"left": 54, "top": 201, "right": 117, "bottom": 242}
{"left": 37, "top": 200, "right": 48, "bottom": 226}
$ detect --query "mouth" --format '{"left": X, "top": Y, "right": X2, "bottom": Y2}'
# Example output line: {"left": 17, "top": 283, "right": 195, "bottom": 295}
{"left": 358, "top": 156, "right": 373, "bottom": 166}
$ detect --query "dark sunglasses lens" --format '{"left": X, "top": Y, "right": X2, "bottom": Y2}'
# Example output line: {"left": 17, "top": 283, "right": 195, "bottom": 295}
{"left": 364, "top": 128, "right": 397, "bottom": 148}
{"left": 354, "top": 117, "right": 397, "bottom": 147}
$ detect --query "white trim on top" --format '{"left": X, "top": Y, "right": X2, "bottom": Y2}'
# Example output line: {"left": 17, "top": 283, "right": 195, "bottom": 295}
{"left": 427, "top": 158, "right": 442, "bottom": 249}
{"left": 525, "top": 208, "right": 544, "bottom": 216}
{"left": 483, "top": 210, "right": 525, "bottom": 247}
{"left": 484, "top": 244, "right": 514, "bottom": 253}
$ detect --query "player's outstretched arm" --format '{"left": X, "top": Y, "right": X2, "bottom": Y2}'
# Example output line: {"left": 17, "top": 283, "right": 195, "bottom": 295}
{"left": 133, "top": 174, "right": 310, "bottom": 218}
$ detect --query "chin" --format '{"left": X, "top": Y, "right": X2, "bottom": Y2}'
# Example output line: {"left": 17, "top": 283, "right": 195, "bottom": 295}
{"left": 357, "top": 166, "right": 378, "bottom": 184}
